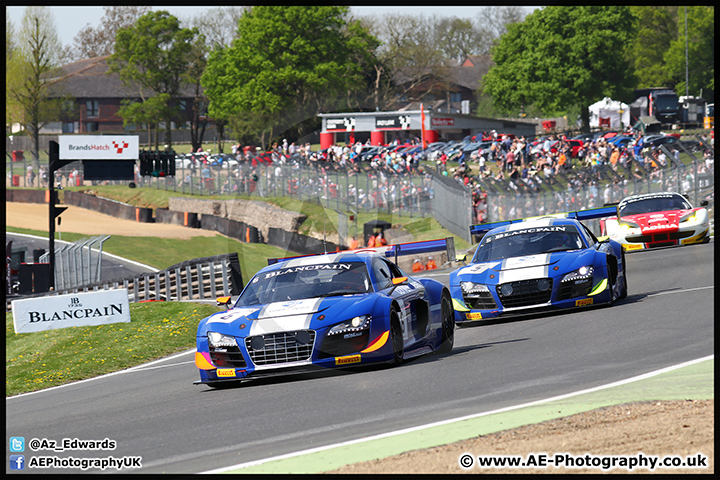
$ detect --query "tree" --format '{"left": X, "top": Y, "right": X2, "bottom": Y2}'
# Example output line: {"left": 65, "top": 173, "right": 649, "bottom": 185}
{"left": 181, "top": 34, "right": 209, "bottom": 152}
{"left": 6, "top": 6, "right": 64, "bottom": 166}
{"left": 187, "top": 6, "right": 247, "bottom": 50}
{"left": 482, "top": 6, "right": 638, "bottom": 132}
{"left": 60, "top": 6, "right": 151, "bottom": 63}
{"left": 202, "top": 6, "right": 379, "bottom": 149}
{"left": 627, "top": 6, "right": 679, "bottom": 90}
{"left": 181, "top": 7, "right": 250, "bottom": 152}
{"left": 369, "top": 14, "right": 450, "bottom": 106}
{"left": 475, "top": 6, "right": 529, "bottom": 54}
{"left": 119, "top": 94, "right": 170, "bottom": 150}
{"left": 108, "top": 10, "right": 198, "bottom": 150}
{"left": 434, "top": 17, "right": 483, "bottom": 62}
{"left": 663, "top": 6, "right": 714, "bottom": 101}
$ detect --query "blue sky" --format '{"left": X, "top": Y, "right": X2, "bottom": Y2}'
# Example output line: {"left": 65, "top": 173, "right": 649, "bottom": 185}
{"left": 6, "top": 6, "right": 539, "bottom": 48}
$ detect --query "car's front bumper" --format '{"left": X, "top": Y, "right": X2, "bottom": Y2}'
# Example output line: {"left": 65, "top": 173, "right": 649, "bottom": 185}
{"left": 451, "top": 273, "right": 612, "bottom": 324}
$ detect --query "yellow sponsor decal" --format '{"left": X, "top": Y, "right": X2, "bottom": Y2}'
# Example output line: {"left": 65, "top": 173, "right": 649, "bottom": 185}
{"left": 335, "top": 355, "right": 361, "bottom": 366}
{"left": 216, "top": 368, "right": 237, "bottom": 377}
{"left": 361, "top": 331, "right": 389, "bottom": 353}
{"left": 452, "top": 298, "right": 470, "bottom": 312}
{"left": 466, "top": 312, "right": 483, "bottom": 320}
{"left": 623, "top": 243, "right": 643, "bottom": 251}
{"left": 195, "top": 351, "right": 216, "bottom": 370}
{"left": 681, "top": 228, "right": 709, "bottom": 244}
{"left": 576, "top": 298, "right": 593, "bottom": 307}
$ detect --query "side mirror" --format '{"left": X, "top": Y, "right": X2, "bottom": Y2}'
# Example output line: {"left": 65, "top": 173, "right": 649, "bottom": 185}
{"left": 216, "top": 296, "right": 232, "bottom": 309}
{"left": 700, "top": 200, "right": 709, "bottom": 207}
{"left": 388, "top": 276, "right": 408, "bottom": 295}
{"left": 597, "top": 235, "right": 610, "bottom": 243}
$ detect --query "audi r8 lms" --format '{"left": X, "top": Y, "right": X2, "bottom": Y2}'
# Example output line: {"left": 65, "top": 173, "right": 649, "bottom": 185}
{"left": 601, "top": 192, "right": 710, "bottom": 251}
{"left": 195, "top": 250, "right": 454, "bottom": 387}
{"left": 450, "top": 211, "right": 627, "bottom": 325}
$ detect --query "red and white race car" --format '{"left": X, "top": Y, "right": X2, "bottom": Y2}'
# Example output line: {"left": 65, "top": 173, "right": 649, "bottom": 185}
{"left": 601, "top": 192, "right": 711, "bottom": 251}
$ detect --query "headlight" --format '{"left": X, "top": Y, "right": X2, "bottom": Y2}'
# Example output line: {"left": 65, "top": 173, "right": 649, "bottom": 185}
{"left": 679, "top": 211, "right": 697, "bottom": 224}
{"left": 562, "top": 266, "right": 594, "bottom": 283}
{"left": 460, "top": 281, "right": 490, "bottom": 294}
{"left": 618, "top": 219, "right": 639, "bottom": 232}
{"left": 328, "top": 315, "right": 371, "bottom": 336}
{"left": 208, "top": 331, "right": 238, "bottom": 348}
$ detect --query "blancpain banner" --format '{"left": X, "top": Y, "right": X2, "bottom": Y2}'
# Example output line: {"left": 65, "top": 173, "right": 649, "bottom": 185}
{"left": 12, "top": 289, "right": 131, "bottom": 334}
{"left": 58, "top": 135, "right": 139, "bottom": 160}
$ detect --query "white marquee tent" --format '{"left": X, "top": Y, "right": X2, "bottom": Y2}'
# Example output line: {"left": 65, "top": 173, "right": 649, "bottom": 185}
{"left": 588, "top": 97, "right": 631, "bottom": 130}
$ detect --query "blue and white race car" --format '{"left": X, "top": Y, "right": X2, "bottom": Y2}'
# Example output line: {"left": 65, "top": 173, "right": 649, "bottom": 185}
{"left": 450, "top": 208, "right": 628, "bottom": 325}
{"left": 195, "top": 246, "right": 455, "bottom": 387}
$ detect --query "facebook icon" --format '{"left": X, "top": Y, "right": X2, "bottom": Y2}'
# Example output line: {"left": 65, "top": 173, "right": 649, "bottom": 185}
{"left": 10, "top": 455, "right": 25, "bottom": 470}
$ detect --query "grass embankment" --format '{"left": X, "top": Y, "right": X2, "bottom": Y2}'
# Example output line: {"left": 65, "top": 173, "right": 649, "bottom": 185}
{"left": 6, "top": 301, "right": 221, "bottom": 397}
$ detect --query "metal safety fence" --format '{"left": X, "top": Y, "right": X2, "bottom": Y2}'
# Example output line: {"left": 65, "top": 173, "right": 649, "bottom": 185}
{"left": 39, "top": 235, "right": 110, "bottom": 291}
{"left": 461, "top": 136, "right": 714, "bottom": 237}
{"left": 7, "top": 135, "right": 713, "bottom": 244}
{"left": 7, "top": 253, "right": 244, "bottom": 312}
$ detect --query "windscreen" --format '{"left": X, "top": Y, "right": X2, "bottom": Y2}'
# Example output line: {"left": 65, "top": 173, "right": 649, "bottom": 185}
{"left": 236, "top": 262, "right": 372, "bottom": 306}
{"left": 618, "top": 194, "right": 691, "bottom": 216}
{"left": 472, "top": 225, "right": 584, "bottom": 262}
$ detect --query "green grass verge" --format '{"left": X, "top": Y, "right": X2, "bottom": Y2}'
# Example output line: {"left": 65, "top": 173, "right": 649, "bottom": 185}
{"left": 6, "top": 301, "right": 221, "bottom": 397}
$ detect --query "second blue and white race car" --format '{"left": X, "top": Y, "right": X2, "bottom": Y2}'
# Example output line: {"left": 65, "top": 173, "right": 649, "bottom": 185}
{"left": 450, "top": 209, "right": 628, "bottom": 325}
{"left": 195, "top": 243, "right": 455, "bottom": 387}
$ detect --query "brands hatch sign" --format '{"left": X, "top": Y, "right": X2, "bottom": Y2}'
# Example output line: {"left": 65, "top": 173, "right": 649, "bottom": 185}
{"left": 375, "top": 115, "right": 412, "bottom": 130}
{"left": 58, "top": 135, "right": 139, "bottom": 160}
{"left": 12, "top": 289, "right": 131, "bottom": 334}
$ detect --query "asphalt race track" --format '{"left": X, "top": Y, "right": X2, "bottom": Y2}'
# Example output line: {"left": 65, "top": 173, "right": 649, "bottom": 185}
{"left": 5, "top": 242, "right": 714, "bottom": 474}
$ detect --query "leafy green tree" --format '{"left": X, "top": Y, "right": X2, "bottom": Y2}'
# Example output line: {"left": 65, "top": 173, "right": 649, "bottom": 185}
{"left": 434, "top": 17, "right": 482, "bottom": 62}
{"left": 108, "top": 10, "right": 197, "bottom": 149}
{"left": 627, "top": 6, "right": 678, "bottom": 90}
{"left": 119, "top": 94, "right": 171, "bottom": 150}
{"left": 664, "top": 6, "right": 714, "bottom": 101}
{"left": 201, "top": 6, "right": 379, "bottom": 149}
{"left": 6, "top": 6, "right": 64, "bottom": 166}
{"left": 482, "top": 6, "right": 638, "bottom": 132}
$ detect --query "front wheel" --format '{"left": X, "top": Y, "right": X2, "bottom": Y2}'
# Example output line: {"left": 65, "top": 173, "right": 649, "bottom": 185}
{"left": 389, "top": 306, "right": 404, "bottom": 365}
{"left": 438, "top": 294, "right": 455, "bottom": 354}
{"left": 618, "top": 252, "right": 628, "bottom": 300}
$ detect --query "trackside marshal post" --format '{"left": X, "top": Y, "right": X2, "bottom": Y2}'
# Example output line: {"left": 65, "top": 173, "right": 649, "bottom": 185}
{"left": 12, "top": 289, "right": 131, "bottom": 334}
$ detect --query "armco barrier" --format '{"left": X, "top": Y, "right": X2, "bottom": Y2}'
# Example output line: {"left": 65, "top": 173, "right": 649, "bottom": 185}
{"left": 6, "top": 252, "right": 244, "bottom": 311}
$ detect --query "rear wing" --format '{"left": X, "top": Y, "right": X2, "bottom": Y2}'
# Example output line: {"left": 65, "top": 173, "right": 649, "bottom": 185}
{"left": 469, "top": 206, "right": 618, "bottom": 238}
{"left": 268, "top": 237, "right": 456, "bottom": 266}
